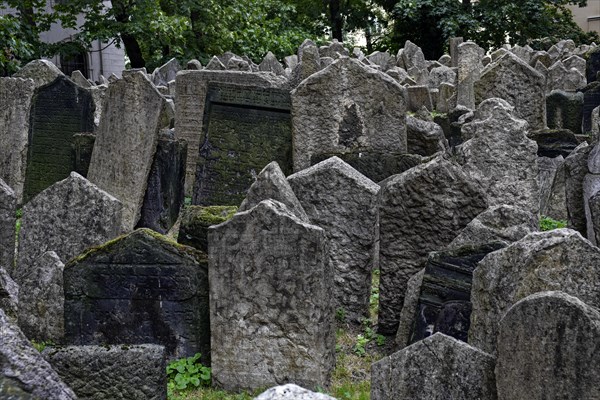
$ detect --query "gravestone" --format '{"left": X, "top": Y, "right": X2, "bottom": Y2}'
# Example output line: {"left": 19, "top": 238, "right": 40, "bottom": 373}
{"left": 192, "top": 82, "right": 293, "bottom": 206}
{"left": 43, "top": 344, "right": 167, "bottom": 400}
{"left": 456, "top": 41, "right": 484, "bottom": 109}
{"left": 136, "top": 132, "right": 187, "bottom": 234}
{"left": 496, "top": 291, "right": 600, "bottom": 400}
{"left": 538, "top": 156, "right": 565, "bottom": 216}
{"left": 70, "top": 70, "right": 91, "bottom": 88}
{"left": 289, "top": 44, "right": 322, "bottom": 87}
{"left": 0, "top": 308, "right": 77, "bottom": 400}
{"left": 208, "top": 200, "right": 334, "bottom": 391}
{"left": 87, "top": 70, "right": 165, "bottom": 230}
{"left": 0, "top": 266, "right": 18, "bottom": 320}
{"left": 405, "top": 85, "right": 433, "bottom": 111}
{"left": 583, "top": 172, "right": 600, "bottom": 245}
{"left": 205, "top": 56, "right": 226, "bottom": 70}
{"left": 406, "top": 115, "right": 448, "bottom": 156}
{"left": 152, "top": 57, "right": 181, "bottom": 87}
{"left": 175, "top": 70, "right": 287, "bottom": 195}
{"left": 564, "top": 143, "right": 591, "bottom": 235}
{"left": 186, "top": 59, "right": 202, "bottom": 70}
{"left": 457, "top": 98, "right": 540, "bottom": 215}
{"left": 546, "top": 161, "right": 568, "bottom": 220}
{"left": 178, "top": 206, "right": 237, "bottom": 253}
{"left": 288, "top": 157, "right": 379, "bottom": 323}
{"left": 546, "top": 61, "right": 586, "bottom": 93}
{"left": 428, "top": 65, "right": 456, "bottom": 88}
{"left": 259, "top": 51, "right": 286, "bottom": 76}
{"left": 0, "top": 78, "right": 35, "bottom": 204}
{"left": 475, "top": 52, "right": 546, "bottom": 130}
{"left": 255, "top": 384, "right": 337, "bottom": 400}
{"left": 64, "top": 228, "right": 210, "bottom": 361}
{"left": 469, "top": 229, "right": 600, "bottom": 355}
{"left": 72, "top": 132, "right": 96, "bottom": 177}
{"left": 377, "top": 156, "right": 487, "bottom": 335}
{"left": 401, "top": 41, "right": 428, "bottom": 85}
{"left": 449, "top": 37, "right": 463, "bottom": 67}
{"left": 546, "top": 90, "right": 583, "bottom": 135}
{"left": 0, "top": 180, "right": 15, "bottom": 272}
{"left": 582, "top": 81, "right": 600, "bottom": 133}
{"left": 13, "top": 59, "right": 63, "bottom": 88}
{"left": 371, "top": 333, "right": 496, "bottom": 400}
{"left": 23, "top": 76, "right": 95, "bottom": 203}
{"left": 292, "top": 57, "right": 407, "bottom": 171}
{"left": 586, "top": 46, "right": 600, "bottom": 83}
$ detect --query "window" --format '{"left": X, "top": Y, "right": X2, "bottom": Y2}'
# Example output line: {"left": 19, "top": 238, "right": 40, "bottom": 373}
{"left": 60, "top": 51, "right": 89, "bottom": 79}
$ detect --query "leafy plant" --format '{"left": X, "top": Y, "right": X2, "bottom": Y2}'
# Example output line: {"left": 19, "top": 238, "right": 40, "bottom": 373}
{"left": 31, "top": 340, "right": 54, "bottom": 352}
{"left": 335, "top": 307, "right": 347, "bottom": 323}
{"left": 352, "top": 334, "right": 369, "bottom": 357}
{"left": 540, "top": 216, "right": 567, "bottom": 231}
{"left": 167, "top": 353, "right": 211, "bottom": 395}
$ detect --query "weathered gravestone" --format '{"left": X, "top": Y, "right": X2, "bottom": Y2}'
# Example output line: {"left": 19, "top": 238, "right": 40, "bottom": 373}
{"left": 469, "top": 229, "right": 600, "bottom": 356}
{"left": 496, "top": 291, "right": 600, "bottom": 400}
{"left": 23, "top": 75, "right": 95, "bottom": 203}
{"left": 208, "top": 200, "right": 335, "bottom": 391}
{"left": 87, "top": 70, "right": 165, "bottom": 230}
{"left": 377, "top": 156, "right": 487, "bottom": 335}
{"left": 288, "top": 157, "right": 379, "bottom": 323}
{"left": 546, "top": 90, "right": 583, "bottom": 135}
{"left": 546, "top": 160, "right": 569, "bottom": 220}
{"left": 457, "top": 98, "right": 540, "bottom": 215}
{"left": 546, "top": 61, "right": 586, "bottom": 93}
{"left": 15, "top": 172, "right": 124, "bottom": 341}
{"left": 406, "top": 115, "right": 448, "bottom": 156}
{"left": 0, "top": 308, "right": 77, "bottom": 400}
{"left": 529, "top": 129, "right": 579, "bottom": 158}
{"left": 586, "top": 46, "right": 600, "bottom": 84}
{"left": 0, "top": 180, "right": 15, "bottom": 272}
{"left": 178, "top": 206, "right": 237, "bottom": 253}
{"left": 456, "top": 41, "right": 484, "bottom": 109}
{"left": 72, "top": 132, "right": 96, "bottom": 177}
{"left": 13, "top": 59, "right": 63, "bottom": 88}
{"left": 564, "top": 142, "right": 591, "bottom": 235}
{"left": 291, "top": 57, "right": 407, "bottom": 172}
{"left": 582, "top": 81, "right": 600, "bottom": 133}
{"left": 152, "top": 57, "right": 181, "bottom": 87}
{"left": 43, "top": 344, "right": 167, "bottom": 400}
{"left": 538, "top": 156, "right": 565, "bottom": 215}
{"left": 0, "top": 266, "right": 18, "bottom": 320}
{"left": 475, "top": 52, "right": 546, "bottom": 130}
{"left": 255, "top": 384, "right": 337, "bottom": 400}
{"left": 136, "top": 131, "right": 187, "bottom": 234}
{"left": 0, "top": 78, "right": 35, "bottom": 204}
{"left": 192, "top": 82, "right": 293, "bottom": 206}
{"left": 64, "top": 228, "right": 210, "bottom": 361}
{"left": 371, "top": 333, "right": 496, "bottom": 400}
{"left": 175, "top": 70, "right": 287, "bottom": 195}
{"left": 395, "top": 242, "right": 505, "bottom": 350}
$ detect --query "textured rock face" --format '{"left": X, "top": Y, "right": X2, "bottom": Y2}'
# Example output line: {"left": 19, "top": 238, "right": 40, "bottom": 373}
{"left": 470, "top": 229, "right": 600, "bottom": 355}
{"left": 0, "top": 308, "right": 77, "bottom": 400}
{"left": 371, "top": 333, "right": 497, "bottom": 400}
{"left": 449, "top": 205, "right": 538, "bottom": 248}
{"left": 254, "top": 384, "right": 337, "bottom": 400}
{"left": 496, "top": 291, "right": 600, "bottom": 400}
{"left": 406, "top": 115, "right": 448, "bottom": 156}
{"left": 175, "top": 70, "right": 287, "bottom": 195}
{"left": 456, "top": 41, "right": 485, "bottom": 109}
{"left": 240, "top": 162, "right": 308, "bottom": 222}
{"left": 564, "top": 143, "right": 591, "bottom": 235}
{"left": 538, "top": 156, "right": 565, "bottom": 215}
{"left": 0, "top": 180, "right": 15, "bottom": 272}
{"left": 292, "top": 57, "right": 407, "bottom": 171}
{"left": 546, "top": 161, "right": 568, "bottom": 220}
{"left": 43, "top": 344, "right": 167, "bottom": 400}
{"left": 178, "top": 206, "right": 237, "bottom": 253}
{"left": 208, "top": 200, "right": 334, "bottom": 391}
{"left": 377, "top": 156, "right": 487, "bottom": 335}
{"left": 583, "top": 81, "right": 600, "bottom": 133}
{"left": 288, "top": 157, "right": 379, "bottom": 323}
{"left": 12, "top": 59, "right": 63, "bottom": 88}
{"left": 259, "top": 52, "right": 286, "bottom": 76}
{"left": 0, "top": 267, "right": 18, "bottom": 320}
{"left": 476, "top": 52, "right": 546, "bottom": 130}
{"left": 546, "top": 61, "right": 586, "bottom": 93}
{"left": 583, "top": 173, "right": 600, "bottom": 245}
{"left": 0, "top": 78, "right": 35, "bottom": 204}
{"left": 87, "top": 70, "right": 165, "bottom": 230}
{"left": 529, "top": 129, "right": 579, "bottom": 159}
{"left": 457, "top": 98, "right": 540, "bottom": 215}
{"left": 546, "top": 90, "right": 583, "bottom": 135}
{"left": 64, "top": 228, "right": 210, "bottom": 361}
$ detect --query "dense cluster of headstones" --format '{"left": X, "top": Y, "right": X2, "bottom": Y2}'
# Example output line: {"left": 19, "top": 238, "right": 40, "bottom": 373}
{"left": 1, "top": 36, "right": 600, "bottom": 399}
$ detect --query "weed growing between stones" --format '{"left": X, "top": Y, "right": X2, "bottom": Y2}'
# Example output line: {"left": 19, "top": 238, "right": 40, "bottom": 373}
{"left": 167, "top": 353, "right": 211, "bottom": 397}
{"left": 539, "top": 215, "right": 567, "bottom": 231}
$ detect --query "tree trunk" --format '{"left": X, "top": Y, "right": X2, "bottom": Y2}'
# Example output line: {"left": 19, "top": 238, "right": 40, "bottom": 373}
{"left": 329, "top": 0, "right": 343, "bottom": 41}
{"left": 365, "top": 25, "right": 373, "bottom": 53}
{"left": 111, "top": 0, "right": 146, "bottom": 68}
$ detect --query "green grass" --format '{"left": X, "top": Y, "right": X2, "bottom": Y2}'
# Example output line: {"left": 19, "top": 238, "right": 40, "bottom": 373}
{"left": 540, "top": 215, "right": 567, "bottom": 231}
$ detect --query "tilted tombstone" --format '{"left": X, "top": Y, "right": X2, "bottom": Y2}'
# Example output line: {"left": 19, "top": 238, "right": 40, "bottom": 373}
{"left": 371, "top": 333, "right": 496, "bottom": 400}
{"left": 0, "top": 78, "right": 35, "bottom": 204}
{"left": 136, "top": 131, "right": 187, "bottom": 234}
{"left": 0, "top": 308, "right": 77, "bottom": 400}
{"left": 592, "top": 105, "right": 600, "bottom": 141}
{"left": 292, "top": 57, "right": 407, "bottom": 171}
{"left": 70, "top": 70, "right": 92, "bottom": 88}
{"left": 255, "top": 384, "right": 337, "bottom": 400}
{"left": 152, "top": 57, "right": 181, "bottom": 87}
{"left": 546, "top": 160, "right": 568, "bottom": 220}
{"left": 406, "top": 115, "right": 448, "bottom": 156}
{"left": 538, "top": 156, "right": 565, "bottom": 216}
{"left": 0, "top": 180, "right": 15, "bottom": 272}
{"left": 377, "top": 156, "right": 487, "bottom": 335}
{"left": 456, "top": 41, "right": 484, "bottom": 109}
{"left": 564, "top": 143, "right": 591, "bottom": 235}
{"left": 205, "top": 56, "right": 226, "bottom": 71}
{"left": 72, "top": 132, "right": 96, "bottom": 177}
{"left": 449, "top": 37, "right": 463, "bottom": 67}
{"left": 469, "top": 229, "right": 600, "bottom": 355}
{"left": 259, "top": 51, "right": 286, "bottom": 76}
{"left": 13, "top": 59, "right": 63, "bottom": 88}
{"left": 177, "top": 206, "right": 237, "bottom": 254}
{"left": 428, "top": 65, "right": 457, "bottom": 88}
{"left": 192, "top": 82, "right": 292, "bottom": 206}
{"left": 582, "top": 81, "right": 600, "bottom": 133}
{"left": 563, "top": 54, "right": 586, "bottom": 76}
{"left": 586, "top": 46, "right": 600, "bottom": 84}
{"left": 288, "top": 157, "right": 379, "bottom": 323}
{"left": 64, "top": 228, "right": 210, "bottom": 361}
{"left": 0, "top": 266, "right": 18, "bottom": 320}
{"left": 208, "top": 200, "right": 335, "bottom": 391}
{"left": 511, "top": 44, "right": 533, "bottom": 63}
{"left": 546, "top": 61, "right": 586, "bottom": 93}
{"left": 23, "top": 75, "right": 95, "bottom": 203}
{"left": 87, "top": 70, "right": 165, "bottom": 230}
{"left": 546, "top": 90, "right": 583, "bottom": 134}
{"left": 497, "top": 291, "right": 600, "bottom": 400}
{"left": 186, "top": 59, "right": 203, "bottom": 70}
{"left": 43, "top": 344, "right": 167, "bottom": 400}
{"left": 175, "top": 70, "right": 287, "bottom": 195}
{"left": 456, "top": 98, "right": 540, "bottom": 215}
{"left": 401, "top": 41, "right": 429, "bottom": 85}
{"left": 530, "top": 51, "right": 552, "bottom": 69}
{"left": 367, "top": 51, "right": 395, "bottom": 71}
{"left": 319, "top": 39, "right": 349, "bottom": 59}
{"left": 405, "top": 85, "right": 433, "bottom": 111}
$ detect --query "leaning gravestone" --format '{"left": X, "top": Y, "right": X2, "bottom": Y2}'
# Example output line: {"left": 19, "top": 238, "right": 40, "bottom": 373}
{"left": 457, "top": 98, "right": 540, "bottom": 215}
{"left": 377, "top": 156, "right": 487, "bottom": 335}
{"left": 0, "top": 78, "right": 35, "bottom": 204}
{"left": 546, "top": 90, "right": 583, "bottom": 135}
{"left": 288, "top": 157, "right": 379, "bottom": 323}
{"left": 0, "top": 180, "right": 15, "bottom": 272}
{"left": 582, "top": 81, "right": 600, "bottom": 133}
{"left": 456, "top": 41, "right": 484, "bottom": 109}
{"left": 87, "top": 70, "right": 165, "bottom": 230}
{"left": 208, "top": 200, "right": 334, "bottom": 391}
{"left": 564, "top": 143, "right": 591, "bottom": 235}
{"left": 178, "top": 206, "right": 237, "bottom": 253}
{"left": 292, "top": 57, "right": 407, "bottom": 172}
{"left": 475, "top": 52, "right": 546, "bottom": 130}
{"left": 192, "top": 82, "right": 293, "bottom": 206}
{"left": 175, "top": 69, "right": 287, "bottom": 195}
{"left": 469, "top": 229, "right": 600, "bottom": 356}
{"left": 371, "top": 333, "right": 496, "bottom": 400}
{"left": 496, "top": 291, "right": 600, "bottom": 400}
{"left": 0, "top": 266, "right": 18, "bottom": 320}
{"left": 13, "top": 59, "right": 63, "bottom": 88}
{"left": 23, "top": 75, "right": 95, "bottom": 203}
{"left": 64, "top": 228, "right": 210, "bottom": 361}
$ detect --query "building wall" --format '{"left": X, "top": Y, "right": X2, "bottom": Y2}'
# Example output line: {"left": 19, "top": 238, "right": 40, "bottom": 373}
{"left": 567, "top": 3, "right": 600, "bottom": 35}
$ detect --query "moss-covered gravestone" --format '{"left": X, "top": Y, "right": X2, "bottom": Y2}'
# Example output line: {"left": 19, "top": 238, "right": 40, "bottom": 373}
{"left": 64, "top": 228, "right": 210, "bottom": 361}
{"left": 178, "top": 206, "right": 237, "bottom": 253}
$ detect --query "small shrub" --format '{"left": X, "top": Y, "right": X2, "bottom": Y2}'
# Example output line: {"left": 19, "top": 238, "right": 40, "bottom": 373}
{"left": 352, "top": 334, "right": 369, "bottom": 357}
{"left": 167, "top": 353, "right": 211, "bottom": 395}
{"left": 540, "top": 216, "right": 567, "bottom": 231}
{"left": 335, "top": 307, "right": 347, "bottom": 323}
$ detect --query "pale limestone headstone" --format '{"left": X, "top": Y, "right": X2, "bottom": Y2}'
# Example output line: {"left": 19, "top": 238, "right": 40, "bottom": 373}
{"left": 152, "top": 57, "right": 181, "bottom": 87}
{"left": 546, "top": 61, "right": 586, "bottom": 93}
{"left": 259, "top": 51, "right": 285, "bottom": 76}
{"left": 87, "top": 70, "right": 165, "bottom": 230}
{"left": 208, "top": 200, "right": 334, "bottom": 391}
{"left": 70, "top": 70, "right": 92, "bottom": 88}
{"left": 456, "top": 41, "right": 484, "bottom": 109}
{"left": 205, "top": 56, "right": 226, "bottom": 70}
{"left": 291, "top": 57, "right": 407, "bottom": 171}
{"left": 13, "top": 59, "right": 63, "bottom": 88}
{"left": 288, "top": 157, "right": 379, "bottom": 323}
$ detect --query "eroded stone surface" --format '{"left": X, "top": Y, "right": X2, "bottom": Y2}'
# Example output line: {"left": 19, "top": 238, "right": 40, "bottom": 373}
{"left": 254, "top": 384, "right": 336, "bottom": 400}
{"left": 564, "top": 143, "right": 591, "bottom": 235}
{"left": 0, "top": 180, "right": 15, "bottom": 272}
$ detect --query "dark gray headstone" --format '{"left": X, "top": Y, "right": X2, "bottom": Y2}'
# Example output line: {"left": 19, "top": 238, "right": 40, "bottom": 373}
{"left": 528, "top": 129, "right": 579, "bottom": 158}
{"left": 72, "top": 133, "right": 96, "bottom": 177}
{"left": 546, "top": 90, "right": 583, "bottom": 135}
{"left": 178, "top": 206, "right": 237, "bottom": 253}
{"left": 583, "top": 81, "right": 600, "bottom": 133}
{"left": 192, "top": 82, "right": 292, "bottom": 206}
{"left": 586, "top": 47, "right": 600, "bottom": 83}
{"left": 64, "top": 228, "right": 210, "bottom": 361}
{"left": 564, "top": 143, "right": 591, "bottom": 235}
{"left": 23, "top": 76, "right": 94, "bottom": 203}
